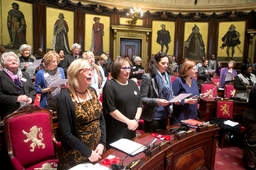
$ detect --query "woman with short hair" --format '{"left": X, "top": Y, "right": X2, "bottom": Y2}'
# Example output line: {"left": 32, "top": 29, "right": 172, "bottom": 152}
{"left": 0, "top": 52, "right": 36, "bottom": 118}
{"left": 35, "top": 50, "right": 65, "bottom": 110}
{"left": 234, "top": 64, "right": 256, "bottom": 102}
{"left": 130, "top": 56, "right": 145, "bottom": 82}
{"left": 219, "top": 60, "right": 237, "bottom": 88}
{"left": 103, "top": 56, "right": 142, "bottom": 148}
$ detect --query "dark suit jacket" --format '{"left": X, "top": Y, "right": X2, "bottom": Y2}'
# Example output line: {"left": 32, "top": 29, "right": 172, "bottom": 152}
{"left": 140, "top": 73, "right": 159, "bottom": 121}
{"left": 63, "top": 54, "right": 82, "bottom": 73}
{"left": 0, "top": 71, "right": 36, "bottom": 119}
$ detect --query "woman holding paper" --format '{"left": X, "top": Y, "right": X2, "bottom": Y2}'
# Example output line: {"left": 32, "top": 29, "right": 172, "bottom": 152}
{"left": 140, "top": 52, "right": 174, "bottom": 132}
{"left": 219, "top": 60, "right": 237, "bottom": 88}
{"left": 18, "top": 44, "right": 36, "bottom": 81}
{"left": 35, "top": 50, "right": 65, "bottom": 110}
{"left": 57, "top": 58, "right": 106, "bottom": 169}
{"left": 0, "top": 52, "right": 36, "bottom": 118}
{"left": 171, "top": 60, "right": 200, "bottom": 125}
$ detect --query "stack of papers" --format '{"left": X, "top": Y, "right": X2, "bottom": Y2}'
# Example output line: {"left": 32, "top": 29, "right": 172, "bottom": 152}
{"left": 223, "top": 120, "right": 239, "bottom": 127}
{"left": 110, "top": 138, "right": 147, "bottom": 156}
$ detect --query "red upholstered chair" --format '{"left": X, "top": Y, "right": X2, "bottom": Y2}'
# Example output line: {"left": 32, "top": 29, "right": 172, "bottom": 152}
{"left": 217, "top": 100, "right": 233, "bottom": 119}
{"left": 224, "top": 84, "right": 236, "bottom": 99}
{"left": 3, "top": 104, "right": 60, "bottom": 170}
{"left": 211, "top": 77, "right": 220, "bottom": 87}
{"left": 216, "top": 100, "right": 245, "bottom": 148}
{"left": 201, "top": 83, "right": 218, "bottom": 99}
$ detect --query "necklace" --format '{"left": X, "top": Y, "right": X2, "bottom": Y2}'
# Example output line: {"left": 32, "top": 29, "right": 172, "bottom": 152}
{"left": 115, "top": 79, "right": 128, "bottom": 85}
{"left": 75, "top": 88, "right": 88, "bottom": 94}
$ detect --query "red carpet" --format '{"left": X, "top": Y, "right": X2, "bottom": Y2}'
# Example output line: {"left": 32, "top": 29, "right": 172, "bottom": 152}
{"left": 215, "top": 146, "right": 245, "bottom": 170}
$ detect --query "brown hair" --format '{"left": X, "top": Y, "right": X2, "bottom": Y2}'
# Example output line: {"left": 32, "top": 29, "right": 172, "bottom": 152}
{"left": 179, "top": 60, "right": 196, "bottom": 78}
{"left": 110, "top": 57, "right": 132, "bottom": 79}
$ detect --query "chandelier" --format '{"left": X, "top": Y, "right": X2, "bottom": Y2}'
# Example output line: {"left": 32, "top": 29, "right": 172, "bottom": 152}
{"left": 127, "top": 7, "right": 143, "bottom": 26}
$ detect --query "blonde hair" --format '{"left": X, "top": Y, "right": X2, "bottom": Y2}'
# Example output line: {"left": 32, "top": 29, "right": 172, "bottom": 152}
{"left": 67, "top": 58, "right": 91, "bottom": 90}
{"left": 43, "top": 50, "right": 60, "bottom": 67}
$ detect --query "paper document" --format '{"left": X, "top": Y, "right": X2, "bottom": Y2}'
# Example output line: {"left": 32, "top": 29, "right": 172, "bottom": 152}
{"left": 110, "top": 138, "right": 147, "bottom": 156}
{"left": 170, "top": 93, "right": 192, "bottom": 103}
{"left": 137, "top": 69, "right": 144, "bottom": 74}
{"left": 225, "top": 73, "right": 234, "bottom": 82}
{"left": 48, "top": 79, "right": 68, "bottom": 88}
{"left": 203, "top": 85, "right": 217, "bottom": 97}
{"left": 69, "top": 163, "right": 109, "bottom": 170}
{"left": 223, "top": 120, "right": 239, "bottom": 127}
{"left": 207, "top": 69, "right": 215, "bottom": 74}
{"left": 28, "top": 59, "right": 43, "bottom": 69}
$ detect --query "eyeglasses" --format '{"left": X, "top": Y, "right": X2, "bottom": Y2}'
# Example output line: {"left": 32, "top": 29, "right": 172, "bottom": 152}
{"left": 121, "top": 66, "right": 132, "bottom": 71}
{"left": 79, "top": 67, "right": 92, "bottom": 73}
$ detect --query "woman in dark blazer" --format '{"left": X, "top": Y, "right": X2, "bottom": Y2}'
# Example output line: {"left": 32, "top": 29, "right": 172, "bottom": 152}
{"left": 140, "top": 52, "right": 174, "bottom": 132}
{"left": 0, "top": 52, "right": 36, "bottom": 119}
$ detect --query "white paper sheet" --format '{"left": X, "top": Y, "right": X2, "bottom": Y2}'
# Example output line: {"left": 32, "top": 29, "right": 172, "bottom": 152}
{"left": 69, "top": 163, "right": 109, "bottom": 170}
{"left": 137, "top": 69, "right": 144, "bottom": 74}
{"left": 203, "top": 85, "right": 217, "bottom": 97}
{"left": 223, "top": 120, "right": 239, "bottom": 127}
{"left": 207, "top": 69, "right": 215, "bottom": 74}
{"left": 170, "top": 93, "right": 192, "bottom": 103}
{"left": 225, "top": 73, "right": 234, "bottom": 82}
{"left": 110, "top": 138, "right": 147, "bottom": 156}
{"left": 28, "top": 59, "right": 43, "bottom": 69}
{"left": 48, "top": 79, "right": 68, "bottom": 88}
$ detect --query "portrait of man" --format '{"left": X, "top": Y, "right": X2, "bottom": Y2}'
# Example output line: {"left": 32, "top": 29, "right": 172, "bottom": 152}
{"left": 156, "top": 24, "right": 171, "bottom": 54}
{"left": 90, "top": 17, "right": 104, "bottom": 56}
{"left": 220, "top": 24, "right": 241, "bottom": 59}
{"left": 6, "top": 2, "right": 27, "bottom": 49}
{"left": 184, "top": 24, "right": 206, "bottom": 60}
{"left": 53, "top": 13, "right": 70, "bottom": 54}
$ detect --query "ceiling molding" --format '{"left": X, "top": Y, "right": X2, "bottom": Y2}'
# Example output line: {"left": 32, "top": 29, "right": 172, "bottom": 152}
{"left": 71, "top": 0, "right": 256, "bottom": 13}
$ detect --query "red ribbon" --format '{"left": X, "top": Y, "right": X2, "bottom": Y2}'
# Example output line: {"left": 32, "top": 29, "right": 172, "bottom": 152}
{"left": 101, "top": 156, "right": 121, "bottom": 166}
{"left": 151, "top": 133, "right": 171, "bottom": 140}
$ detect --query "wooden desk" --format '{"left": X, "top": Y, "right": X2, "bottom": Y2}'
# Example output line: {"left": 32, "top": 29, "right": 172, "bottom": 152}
{"left": 199, "top": 98, "right": 248, "bottom": 124}
{"left": 102, "top": 126, "right": 219, "bottom": 170}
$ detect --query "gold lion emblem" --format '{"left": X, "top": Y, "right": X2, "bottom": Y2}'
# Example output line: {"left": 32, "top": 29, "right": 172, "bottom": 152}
{"left": 22, "top": 125, "right": 45, "bottom": 152}
{"left": 220, "top": 104, "right": 230, "bottom": 116}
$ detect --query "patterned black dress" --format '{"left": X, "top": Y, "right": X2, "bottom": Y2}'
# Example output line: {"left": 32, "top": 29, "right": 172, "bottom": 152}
{"left": 57, "top": 88, "right": 102, "bottom": 169}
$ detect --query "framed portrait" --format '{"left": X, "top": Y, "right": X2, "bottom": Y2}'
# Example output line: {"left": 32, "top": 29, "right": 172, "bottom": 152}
{"left": 2, "top": 0, "right": 33, "bottom": 50}
{"left": 46, "top": 7, "right": 74, "bottom": 54}
{"left": 217, "top": 21, "right": 246, "bottom": 62}
{"left": 183, "top": 22, "right": 209, "bottom": 61}
{"left": 85, "top": 14, "right": 110, "bottom": 57}
{"left": 151, "top": 21, "right": 175, "bottom": 56}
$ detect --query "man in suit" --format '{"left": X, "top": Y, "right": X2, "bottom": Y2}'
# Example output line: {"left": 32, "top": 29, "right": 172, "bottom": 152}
{"left": 62, "top": 43, "right": 82, "bottom": 74}
{"left": 156, "top": 24, "right": 171, "bottom": 54}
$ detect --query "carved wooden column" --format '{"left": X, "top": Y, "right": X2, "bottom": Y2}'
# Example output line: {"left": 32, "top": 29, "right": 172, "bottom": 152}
{"left": 247, "top": 29, "right": 256, "bottom": 63}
